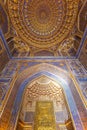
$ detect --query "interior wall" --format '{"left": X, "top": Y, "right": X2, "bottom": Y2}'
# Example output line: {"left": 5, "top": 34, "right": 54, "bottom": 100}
{"left": 0, "top": 35, "right": 9, "bottom": 72}
{"left": 0, "top": 61, "right": 87, "bottom": 130}
{"left": 0, "top": 2, "right": 9, "bottom": 34}
{"left": 16, "top": 76, "right": 74, "bottom": 130}
{"left": 78, "top": 0, "right": 87, "bottom": 70}
{"left": 79, "top": 37, "right": 87, "bottom": 70}
{"left": 0, "top": 3, "right": 9, "bottom": 72}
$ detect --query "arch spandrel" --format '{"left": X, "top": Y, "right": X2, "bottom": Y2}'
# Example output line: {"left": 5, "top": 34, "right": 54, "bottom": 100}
{"left": 0, "top": 63, "right": 84, "bottom": 130}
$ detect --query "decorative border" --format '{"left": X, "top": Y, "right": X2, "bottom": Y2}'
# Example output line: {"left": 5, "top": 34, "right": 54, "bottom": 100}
{"left": 7, "top": 71, "right": 84, "bottom": 130}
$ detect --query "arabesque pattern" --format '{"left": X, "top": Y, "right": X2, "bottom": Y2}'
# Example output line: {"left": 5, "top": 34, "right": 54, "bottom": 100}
{"left": 8, "top": 0, "right": 79, "bottom": 48}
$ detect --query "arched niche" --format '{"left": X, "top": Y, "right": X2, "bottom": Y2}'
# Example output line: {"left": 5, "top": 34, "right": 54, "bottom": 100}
{"left": 1, "top": 63, "right": 84, "bottom": 130}
{"left": 16, "top": 75, "right": 75, "bottom": 130}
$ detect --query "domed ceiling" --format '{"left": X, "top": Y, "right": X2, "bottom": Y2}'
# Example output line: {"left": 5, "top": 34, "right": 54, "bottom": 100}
{"left": 8, "top": 0, "right": 79, "bottom": 48}
{"left": 1, "top": 0, "right": 87, "bottom": 57}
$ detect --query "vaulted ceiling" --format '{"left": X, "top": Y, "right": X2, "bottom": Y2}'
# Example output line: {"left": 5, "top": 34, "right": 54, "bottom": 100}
{"left": 0, "top": 0, "right": 87, "bottom": 57}
{"left": 8, "top": 0, "right": 79, "bottom": 48}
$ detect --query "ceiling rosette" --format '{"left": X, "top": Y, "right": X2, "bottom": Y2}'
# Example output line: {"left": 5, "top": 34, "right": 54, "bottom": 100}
{"left": 8, "top": 0, "right": 79, "bottom": 48}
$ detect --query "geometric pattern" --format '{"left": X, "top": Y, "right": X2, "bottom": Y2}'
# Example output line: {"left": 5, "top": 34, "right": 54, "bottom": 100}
{"left": 20, "top": 77, "right": 70, "bottom": 124}
{"left": 8, "top": 0, "right": 79, "bottom": 48}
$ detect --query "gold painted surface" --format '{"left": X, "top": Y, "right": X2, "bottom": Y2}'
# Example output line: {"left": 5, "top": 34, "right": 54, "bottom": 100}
{"left": 34, "top": 101, "right": 56, "bottom": 130}
{"left": 8, "top": 0, "right": 79, "bottom": 48}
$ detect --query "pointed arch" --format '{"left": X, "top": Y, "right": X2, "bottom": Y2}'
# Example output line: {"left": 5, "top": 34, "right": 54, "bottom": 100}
{"left": 1, "top": 63, "right": 84, "bottom": 130}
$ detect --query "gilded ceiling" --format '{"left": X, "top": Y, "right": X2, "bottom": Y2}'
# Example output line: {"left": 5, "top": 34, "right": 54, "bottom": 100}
{"left": 8, "top": 0, "right": 79, "bottom": 48}
{"left": 0, "top": 0, "right": 87, "bottom": 57}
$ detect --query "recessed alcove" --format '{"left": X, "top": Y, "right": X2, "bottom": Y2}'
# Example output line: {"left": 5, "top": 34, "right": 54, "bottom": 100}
{"left": 16, "top": 76, "right": 74, "bottom": 130}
